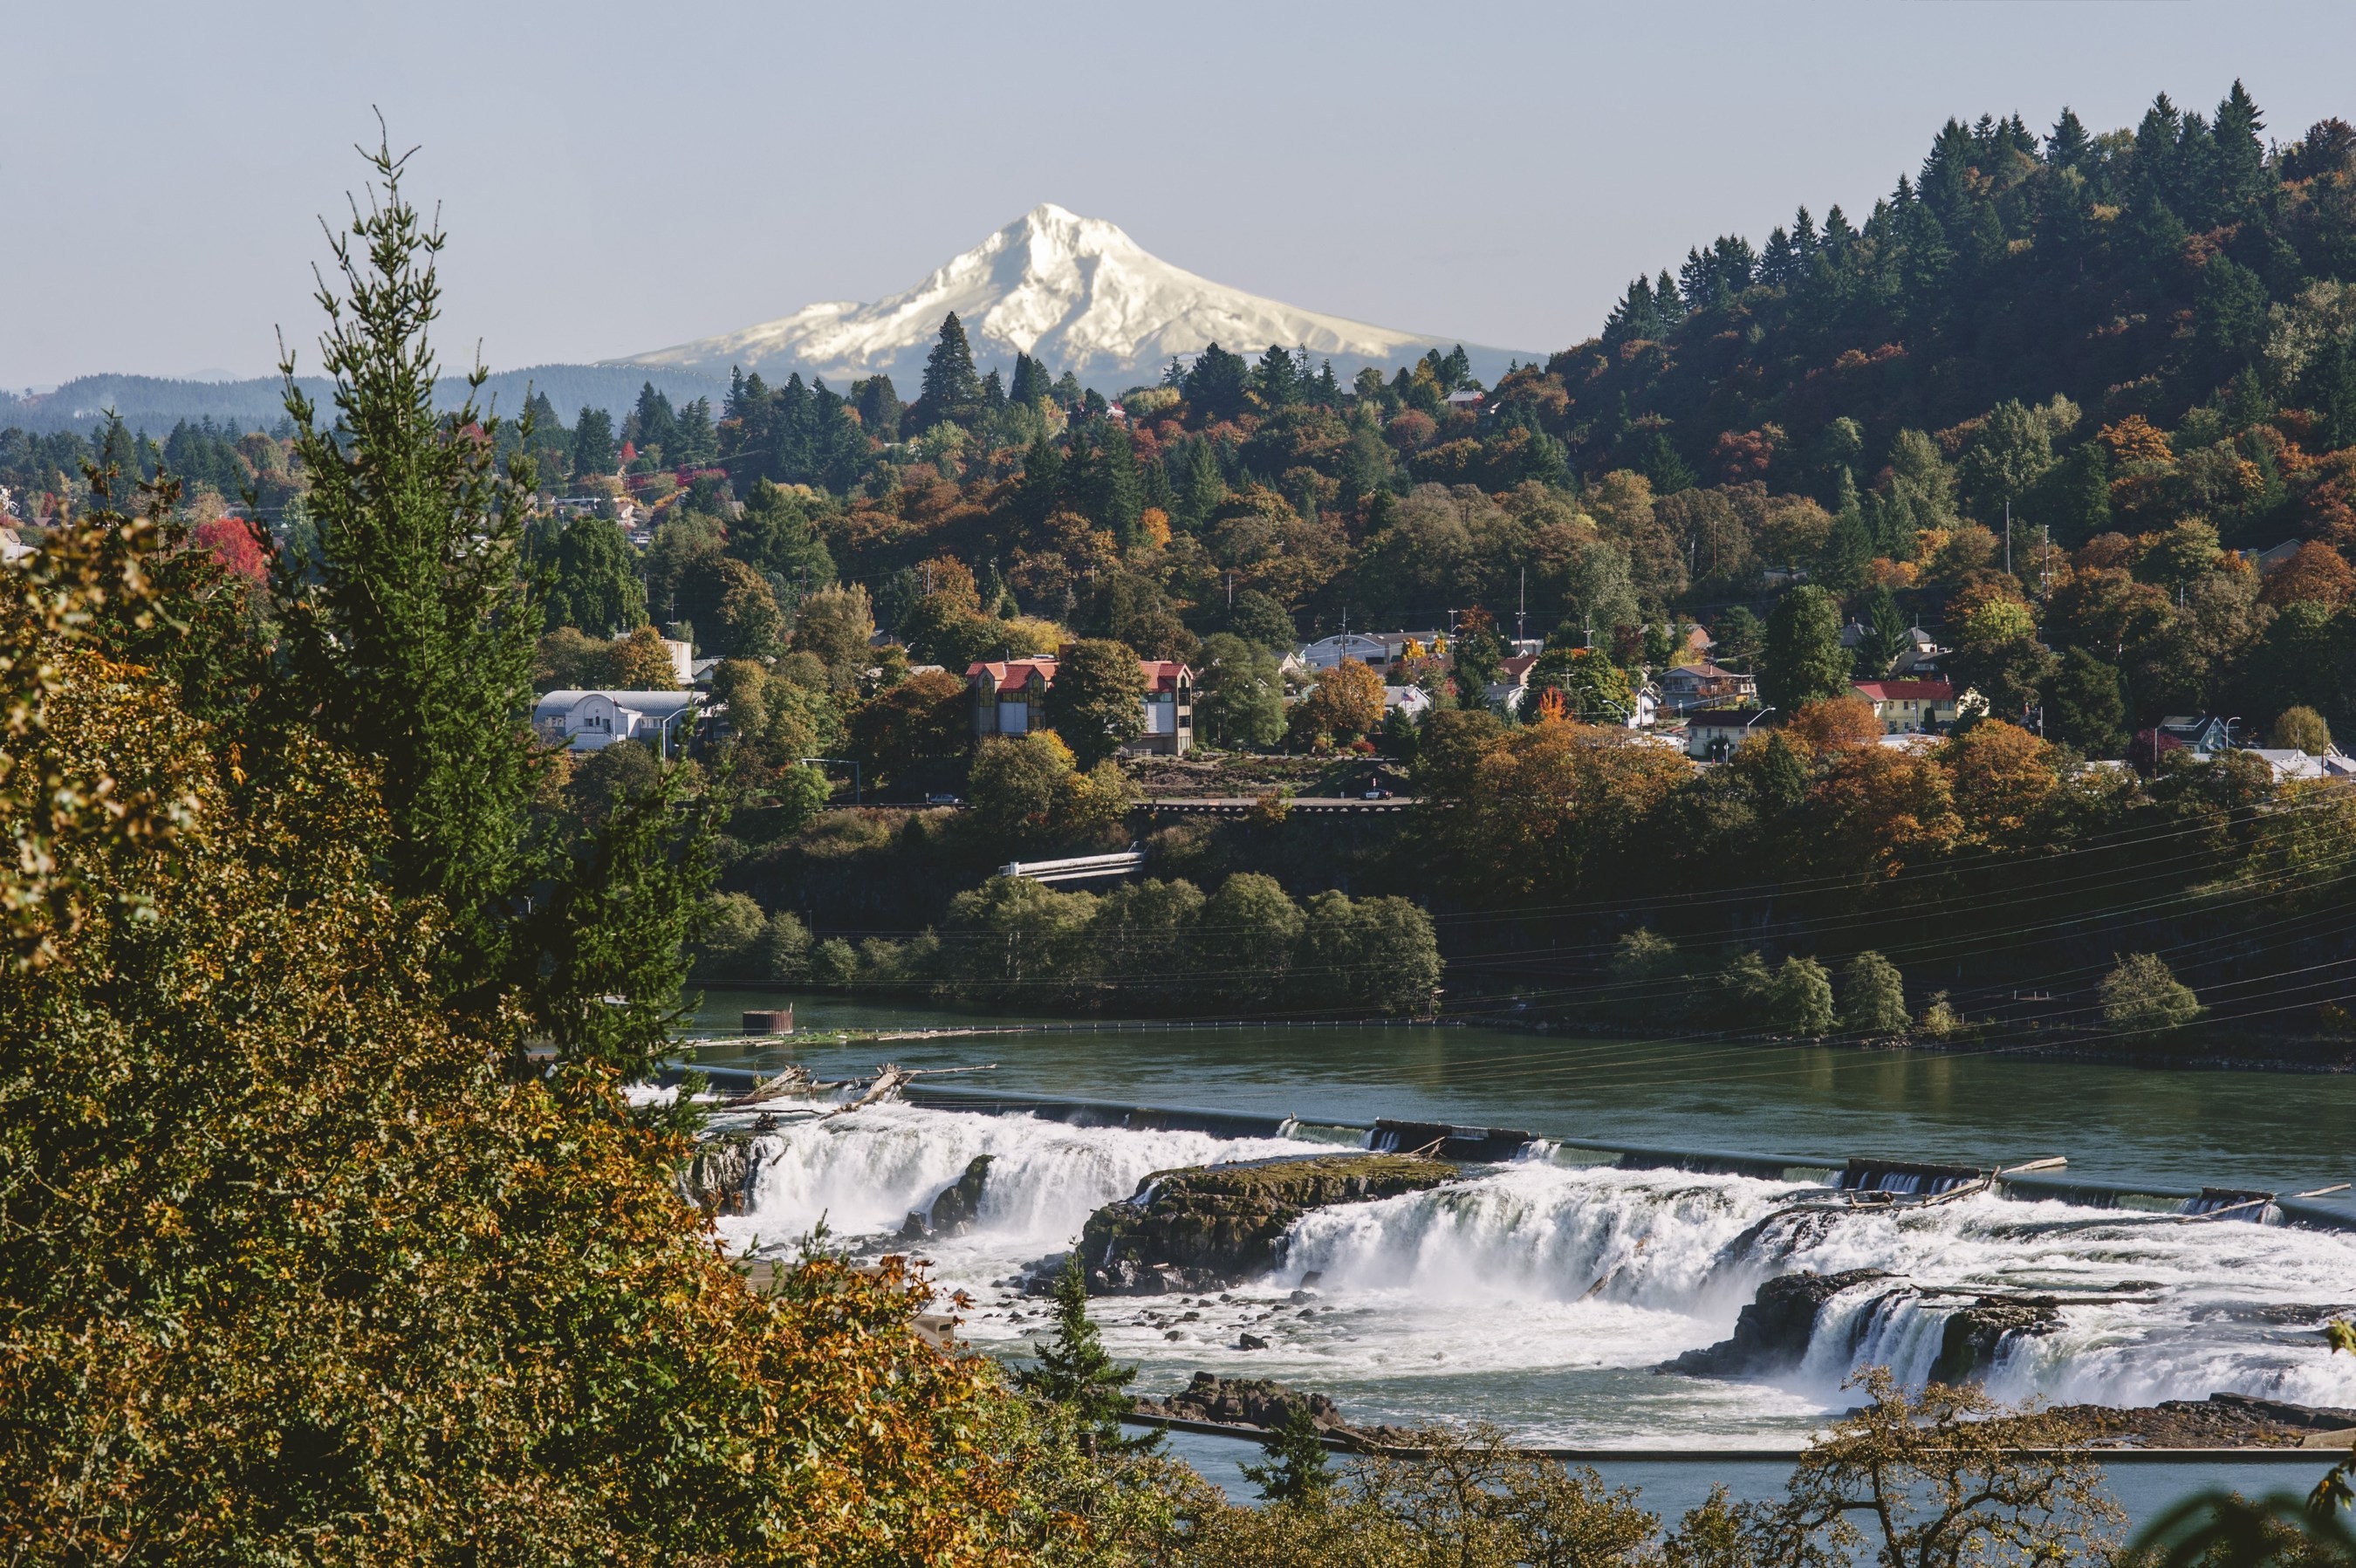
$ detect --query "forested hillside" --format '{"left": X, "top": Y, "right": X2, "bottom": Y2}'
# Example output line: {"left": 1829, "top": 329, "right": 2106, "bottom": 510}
{"left": 20, "top": 86, "right": 2356, "bottom": 750}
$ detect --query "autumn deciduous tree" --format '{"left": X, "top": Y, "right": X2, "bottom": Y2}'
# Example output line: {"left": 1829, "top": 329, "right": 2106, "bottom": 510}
{"left": 188, "top": 514, "right": 270, "bottom": 585}
{"left": 2259, "top": 542, "right": 2356, "bottom": 611}
{"left": 1435, "top": 721, "right": 1692, "bottom": 898}
{"left": 1785, "top": 695, "right": 1881, "bottom": 750}
{"left": 610, "top": 625, "right": 681, "bottom": 689}
{"left": 1288, "top": 658, "right": 1386, "bottom": 747}
{"left": 850, "top": 668, "right": 969, "bottom": 793}
{"left": 1938, "top": 720, "right": 2058, "bottom": 845}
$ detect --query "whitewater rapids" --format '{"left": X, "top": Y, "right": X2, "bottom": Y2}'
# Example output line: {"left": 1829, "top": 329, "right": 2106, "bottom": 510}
{"left": 715, "top": 1103, "right": 2356, "bottom": 1446}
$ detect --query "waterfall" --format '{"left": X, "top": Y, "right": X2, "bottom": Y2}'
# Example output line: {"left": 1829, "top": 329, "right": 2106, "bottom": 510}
{"left": 710, "top": 1103, "right": 2356, "bottom": 1434}
{"left": 714, "top": 1103, "right": 1312, "bottom": 1254}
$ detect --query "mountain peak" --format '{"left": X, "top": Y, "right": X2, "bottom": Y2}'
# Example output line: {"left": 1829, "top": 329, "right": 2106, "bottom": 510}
{"left": 617, "top": 207, "right": 1526, "bottom": 389}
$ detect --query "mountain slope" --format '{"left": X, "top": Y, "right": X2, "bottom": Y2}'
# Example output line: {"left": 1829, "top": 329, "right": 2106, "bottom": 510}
{"left": 616, "top": 203, "right": 1528, "bottom": 389}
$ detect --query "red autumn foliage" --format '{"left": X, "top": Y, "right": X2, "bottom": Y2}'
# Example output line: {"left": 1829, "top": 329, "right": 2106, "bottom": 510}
{"left": 189, "top": 516, "right": 270, "bottom": 585}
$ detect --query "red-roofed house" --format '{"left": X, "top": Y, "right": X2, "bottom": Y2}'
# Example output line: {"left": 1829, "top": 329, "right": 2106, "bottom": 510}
{"left": 1851, "top": 678, "right": 1969, "bottom": 734}
{"left": 967, "top": 654, "right": 1196, "bottom": 756}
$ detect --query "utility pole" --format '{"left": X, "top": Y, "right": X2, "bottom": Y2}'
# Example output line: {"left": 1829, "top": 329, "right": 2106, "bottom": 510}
{"left": 2004, "top": 500, "right": 2012, "bottom": 577}
{"left": 1517, "top": 568, "right": 1528, "bottom": 647}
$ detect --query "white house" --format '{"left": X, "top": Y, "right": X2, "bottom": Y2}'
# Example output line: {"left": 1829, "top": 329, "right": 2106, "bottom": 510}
{"left": 1383, "top": 685, "right": 1434, "bottom": 720}
{"left": 532, "top": 689, "right": 703, "bottom": 756}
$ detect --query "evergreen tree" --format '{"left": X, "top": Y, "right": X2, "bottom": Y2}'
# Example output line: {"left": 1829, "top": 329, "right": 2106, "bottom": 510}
{"left": 2213, "top": 80, "right": 2266, "bottom": 212}
{"left": 1818, "top": 472, "right": 1874, "bottom": 594}
{"left": 1251, "top": 344, "right": 1299, "bottom": 407}
{"left": 1018, "top": 1256, "right": 1153, "bottom": 1453}
{"left": 2044, "top": 646, "right": 2127, "bottom": 757}
{"left": 1759, "top": 585, "right": 1852, "bottom": 713}
{"left": 1099, "top": 423, "right": 1146, "bottom": 544}
{"left": 1312, "top": 358, "right": 1341, "bottom": 406}
{"left": 271, "top": 139, "right": 718, "bottom": 1066}
{"left": 1007, "top": 352, "right": 1051, "bottom": 407}
{"left": 2047, "top": 107, "right": 2092, "bottom": 171}
{"left": 1238, "top": 1403, "right": 1332, "bottom": 1505}
{"left": 1854, "top": 586, "right": 1910, "bottom": 677}
{"left": 1182, "top": 341, "right": 1250, "bottom": 421}
{"left": 912, "top": 312, "right": 983, "bottom": 431}
{"left": 1015, "top": 434, "right": 1065, "bottom": 531}
{"left": 1175, "top": 436, "right": 1226, "bottom": 531}
{"left": 1638, "top": 433, "right": 1695, "bottom": 494}
{"left": 672, "top": 397, "right": 718, "bottom": 469}
{"left": 2308, "top": 337, "right": 2356, "bottom": 450}
{"left": 272, "top": 147, "right": 548, "bottom": 989}
{"left": 979, "top": 367, "right": 1006, "bottom": 412}
{"left": 540, "top": 513, "right": 647, "bottom": 635}
{"left": 632, "top": 381, "right": 679, "bottom": 461}
{"left": 571, "top": 406, "right": 617, "bottom": 474}
{"left": 734, "top": 477, "right": 835, "bottom": 587}
{"left": 853, "top": 373, "right": 901, "bottom": 440}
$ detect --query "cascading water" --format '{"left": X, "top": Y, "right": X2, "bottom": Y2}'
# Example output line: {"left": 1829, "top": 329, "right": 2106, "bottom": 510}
{"left": 718, "top": 1103, "right": 2356, "bottom": 1445}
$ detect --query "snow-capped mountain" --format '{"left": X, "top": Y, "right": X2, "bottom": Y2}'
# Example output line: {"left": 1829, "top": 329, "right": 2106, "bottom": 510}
{"left": 614, "top": 203, "right": 1528, "bottom": 390}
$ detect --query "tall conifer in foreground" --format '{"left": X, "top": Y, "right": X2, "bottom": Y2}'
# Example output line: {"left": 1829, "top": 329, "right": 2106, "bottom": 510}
{"left": 270, "top": 135, "right": 542, "bottom": 989}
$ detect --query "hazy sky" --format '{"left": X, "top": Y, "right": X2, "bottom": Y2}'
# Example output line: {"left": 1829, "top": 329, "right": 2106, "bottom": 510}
{"left": 10, "top": 1, "right": 2356, "bottom": 390}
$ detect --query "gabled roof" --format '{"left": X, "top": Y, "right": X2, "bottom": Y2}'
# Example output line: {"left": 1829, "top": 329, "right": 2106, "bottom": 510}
{"left": 968, "top": 658, "right": 1058, "bottom": 688}
{"left": 1663, "top": 661, "right": 1752, "bottom": 682}
{"left": 535, "top": 688, "right": 701, "bottom": 713}
{"left": 1140, "top": 660, "right": 1194, "bottom": 692}
{"left": 1853, "top": 680, "right": 1955, "bottom": 702}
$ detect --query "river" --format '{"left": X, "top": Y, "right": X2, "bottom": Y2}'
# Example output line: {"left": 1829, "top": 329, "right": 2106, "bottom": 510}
{"left": 680, "top": 992, "right": 2356, "bottom": 1502}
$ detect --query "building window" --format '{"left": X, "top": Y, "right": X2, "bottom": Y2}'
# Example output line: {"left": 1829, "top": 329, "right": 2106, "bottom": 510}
{"left": 997, "top": 700, "right": 1029, "bottom": 735}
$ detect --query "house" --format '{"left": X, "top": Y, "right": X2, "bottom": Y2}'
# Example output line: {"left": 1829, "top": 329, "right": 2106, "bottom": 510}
{"left": 0, "top": 526, "right": 31, "bottom": 566}
{"left": 2155, "top": 715, "right": 2241, "bottom": 755}
{"left": 532, "top": 689, "right": 703, "bottom": 756}
{"left": 1137, "top": 660, "right": 1195, "bottom": 754}
{"left": 966, "top": 654, "right": 1196, "bottom": 757}
{"left": 2244, "top": 748, "right": 2333, "bottom": 781}
{"left": 969, "top": 657, "right": 1058, "bottom": 739}
{"left": 1488, "top": 652, "right": 1538, "bottom": 714}
{"left": 1656, "top": 661, "right": 1757, "bottom": 715}
{"left": 2243, "top": 539, "right": 2304, "bottom": 576}
{"left": 1383, "top": 685, "right": 1434, "bottom": 720}
{"left": 1851, "top": 679, "right": 1969, "bottom": 734}
{"left": 1444, "top": 388, "right": 1485, "bottom": 410}
{"left": 1686, "top": 709, "right": 1771, "bottom": 761}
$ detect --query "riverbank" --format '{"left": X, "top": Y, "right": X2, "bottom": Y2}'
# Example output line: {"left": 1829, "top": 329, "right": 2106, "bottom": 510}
{"left": 690, "top": 983, "right": 2356, "bottom": 1078}
{"left": 1127, "top": 1371, "right": 2356, "bottom": 1457}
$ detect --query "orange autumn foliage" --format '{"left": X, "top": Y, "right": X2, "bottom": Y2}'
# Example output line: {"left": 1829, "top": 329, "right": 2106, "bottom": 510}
{"left": 1785, "top": 696, "right": 1882, "bottom": 752}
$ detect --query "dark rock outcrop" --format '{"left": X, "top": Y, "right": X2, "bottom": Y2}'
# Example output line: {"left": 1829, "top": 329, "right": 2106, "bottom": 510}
{"left": 1663, "top": 1270, "right": 1894, "bottom": 1377}
{"left": 1133, "top": 1372, "right": 1420, "bottom": 1450}
{"left": 1079, "top": 1153, "right": 1454, "bottom": 1295}
{"left": 1667, "top": 1275, "right": 2069, "bottom": 1386}
{"left": 678, "top": 1132, "right": 757, "bottom": 1215}
{"left": 1930, "top": 1298, "right": 2062, "bottom": 1384}
{"left": 901, "top": 1154, "right": 993, "bottom": 1240}
{"left": 2047, "top": 1392, "right": 2356, "bottom": 1448}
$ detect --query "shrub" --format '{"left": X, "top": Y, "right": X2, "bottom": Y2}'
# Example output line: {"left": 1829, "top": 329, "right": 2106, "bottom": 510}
{"left": 1842, "top": 951, "right": 1908, "bottom": 1035}
{"left": 2099, "top": 953, "right": 2202, "bottom": 1038}
{"left": 1767, "top": 955, "right": 1836, "bottom": 1036}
